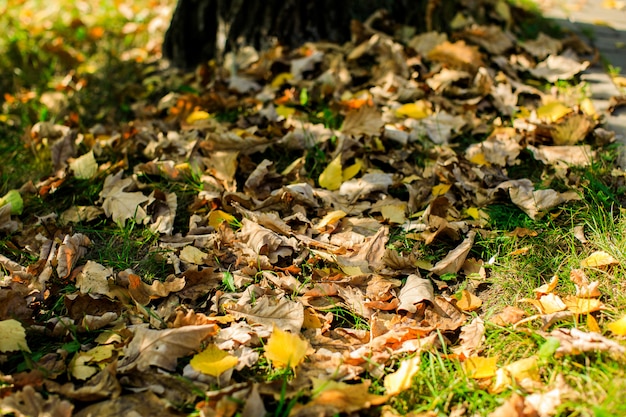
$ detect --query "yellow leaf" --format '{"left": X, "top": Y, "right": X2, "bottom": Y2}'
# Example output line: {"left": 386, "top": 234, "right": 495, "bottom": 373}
{"left": 381, "top": 203, "right": 407, "bottom": 224}
{"left": 536, "top": 101, "right": 573, "bottom": 122}
{"left": 264, "top": 327, "right": 309, "bottom": 370}
{"left": 70, "top": 352, "right": 98, "bottom": 380}
{"left": 563, "top": 295, "right": 604, "bottom": 314}
{"left": 319, "top": 154, "right": 343, "bottom": 190}
{"left": 492, "top": 356, "right": 539, "bottom": 393}
{"left": 607, "top": 315, "right": 626, "bottom": 335}
{"left": 315, "top": 210, "right": 347, "bottom": 232}
{"left": 463, "top": 356, "right": 498, "bottom": 379}
{"left": 276, "top": 105, "right": 296, "bottom": 118}
{"left": 0, "top": 319, "right": 30, "bottom": 353}
{"left": 395, "top": 100, "right": 431, "bottom": 119}
{"left": 534, "top": 275, "right": 559, "bottom": 296}
{"left": 465, "top": 207, "right": 480, "bottom": 220}
{"left": 271, "top": 72, "right": 294, "bottom": 88}
{"left": 580, "top": 98, "right": 597, "bottom": 118}
{"left": 190, "top": 344, "right": 238, "bottom": 377}
{"left": 341, "top": 265, "right": 369, "bottom": 276}
{"left": 70, "top": 151, "right": 98, "bottom": 179}
{"left": 384, "top": 356, "right": 421, "bottom": 395}
{"left": 179, "top": 245, "right": 209, "bottom": 265}
{"left": 456, "top": 290, "right": 482, "bottom": 312}
{"left": 468, "top": 152, "right": 488, "bottom": 166}
{"left": 587, "top": 314, "right": 601, "bottom": 333}
{"left": 186, "top": 110, "right": 211, "bottom": 124}
{"left": 208, "top": 209, "right": 237, "bottom": 229}
{"left": 342, "top": 160, "right": 362, "bottom": 182}
{"left": 580, "top": 251, "right": 619, "bottom": 268}
{"left": 432, "top": 183, "right": 451, "bottom": 196}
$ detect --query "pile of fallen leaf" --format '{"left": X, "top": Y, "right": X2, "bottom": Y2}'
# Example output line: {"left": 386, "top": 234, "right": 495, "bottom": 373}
{"left": 2, "top": 1, "right": 626, "bottom": 416}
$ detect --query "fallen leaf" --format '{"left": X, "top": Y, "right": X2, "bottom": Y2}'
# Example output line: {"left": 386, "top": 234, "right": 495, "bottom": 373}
{"left": 456, "top": 290, "right": 482, "bottom": 312}
{"left": 190, "top": 344, "right": 238, "bottom": 377}
{"left": 395, "top": 100, "right": 431, "bottom": 119}
{"left": 305, "top": 379, "right": 388, "bottom": 414}
{"left": 463, "top": 356, "right": 498, "bottom": 379}
{"left": 319, "top": 154, "right": 343, "bottom": 190}
{"left": 607, "top": 315, "right": 626, "bottom": 336}
{"left": 69, "top": 151, "right": 98, "bottom": 179}
{"left": 264, "top": 327, "right": 309, "bottom": 371}
{"left": 580, "top": 251, "right": 619, "bottom": 268}
{"left": 454, "top": 317, "right": 485, "bottom": 358}
{"left": 431, "top": 231, "right": 476, "bottom": 275}
{"left": 117, "top": 324, "right": 218, "bottom": 373}
{"left": 229, "top": 295, "right": 304, "bottom": 333}
{"left": 0, "top": 319, "right": 30, "bottom": 352}
{"left": 492, "top": 356, "right": 540, "bottom": 393}
{"left": 397, "top": 273, "right": 434, "bottom": 313}
{"left": 384, "top": 355, "right": 421, "bottom": 395}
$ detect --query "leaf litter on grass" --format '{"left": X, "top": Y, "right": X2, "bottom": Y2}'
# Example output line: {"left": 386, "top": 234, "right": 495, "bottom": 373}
{"left": 1, "top": 1, "right": 626, "bottom": 416}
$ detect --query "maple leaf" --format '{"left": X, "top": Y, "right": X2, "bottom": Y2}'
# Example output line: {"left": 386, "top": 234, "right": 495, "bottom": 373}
{"left": 264, "top": 327, "right": 309, "bottom": 371}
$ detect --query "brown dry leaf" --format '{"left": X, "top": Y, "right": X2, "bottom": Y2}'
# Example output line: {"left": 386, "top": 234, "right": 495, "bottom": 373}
{"left": 453, "top": 317, "right": 485, "bottom": 358}
{"left": 534, "top": 275, "right": 559, "bottom": 297}
{"left": 127, "top": 273, "right": 186, "bottom": 306}
{"left": 427, "top": 40, "right": 484, "bottom": 72}
{"left": 569, "top": 268, "right": 601, "bottom": 298}
{"left": 342, "top": 105, "right": 384, "bottom": 137}
{"left": 100, "top": 173, "right": 151, "bottom": 226}
{"left": 529, "top": 52, "right": 589, "bottom": 82}
{"left": 490, "top": 306, "right": 527, "bottom": 326}
{"left": 228, "top": 295, "right": 304, "bottom": 333}
{"left": 465, "top": 131, "right": 522, "bottom": 166}
{"left": 301, "top": 379, "right": 388, "bottom": 414}
{"left": 552, "top": 114, "right": 593, "bottom": 145}
{"left": 580, "top": 250, "right": 619, "bottom": 268}
{"left": 56, "top": 233, "right": 91, "bottom": 279}
{"left": 0, "top": 385, "right": 73, "bottom": 417}
{"left": 460, "top": 25, "right": 514, "bottom": 55}
{"left": 520, "top": 33, "right": 562, "bottom": 59}
{"left": 45, "top": 362, "right": 121, "bottom": 402}
{"left": 431, "top": 230, "right": 476, "bottom": 275}
{"left": 76, "top": 261, "right": 113, "bottom": 296}
{"left": 117, "top": 324, "right": 218, "bottom": 373}
{"left": 528, "top": 145, "right": 593, "bottom": 167}
{"left": 497, "top": 179, "right": 580, "bottom": 219}
{"left": 73, "top": 392, "right": 182, "bottom": 417}
{"left": 397, "top": 273, "right": 434, "bottom": 313}
{"left": 238, "top": 218, "right": 298, "bottom": 263}
{"left": 540, "top": 328, "right": 626, "bottom": 359}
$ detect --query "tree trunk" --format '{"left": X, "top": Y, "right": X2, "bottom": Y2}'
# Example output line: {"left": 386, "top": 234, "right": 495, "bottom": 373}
{"left": 163, "top": 0, "right": 466, "bottom": 69}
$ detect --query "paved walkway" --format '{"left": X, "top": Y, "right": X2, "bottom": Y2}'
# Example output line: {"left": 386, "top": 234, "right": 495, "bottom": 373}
{"left": 539, "top": 0, "right": 626, "bottom": 166}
